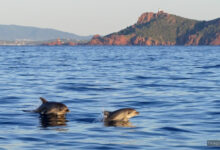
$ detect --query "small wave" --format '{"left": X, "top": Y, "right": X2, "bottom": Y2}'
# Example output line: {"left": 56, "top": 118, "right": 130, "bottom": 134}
{"left": 0, "top": 121, "right": 20, "bottom": 125}
{"left": 160, "top": 127, "right": 193, "bottom": 133}
{"left": 0, "top": 137, "right": 6, "bottom": 140}
{"left": 170, "top": 77, "right": 192, "bottom": 80}
{"left": 135, "top": 76, "right": 158, "bottom": 80}
{"left": 125, "top": 101, "right": 162, "bottom": 106}
{"left": 137, "top": 83, "right": 216, "bottom": 90}
{"left": 207, "top": 111, "right": 220, "bottom": 115}
{"left": 133, "top": 76, "right": 192, "bottom": 81}
{"left": 200, "top": 64, "right": 220, "bottom": 69}
{"left": 75, "top": 118, "right": 97, "bottom": 123}
{"left": 0, "top": 96, "right": 21, "bottom": 100}
{"left": 72, "top": 98, "right": 98, "bottom": 104}
{"left": 58, "top": 83, "right": 117, "bottom": 92}
{"left": 61, "top": 86, "right": 117, "bottom": 92}
{"left": 18, "top": 137, "right": 44, "bottom": 142}
{"left": 189, "top": 71, "right": 213, "bottom": 75}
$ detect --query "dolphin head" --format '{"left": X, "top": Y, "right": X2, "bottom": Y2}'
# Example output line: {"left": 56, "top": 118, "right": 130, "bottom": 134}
{"left": 38, "top": 97, "right": 70, "bottom": 115}
{"left": 44, "top": 102, "right": 70, "bottom": 115}
{"left": 125, "top": 108, "right": 139, "bottom": 119}
{"left": 104, "top": 108, "right": 139, "bottom": 121}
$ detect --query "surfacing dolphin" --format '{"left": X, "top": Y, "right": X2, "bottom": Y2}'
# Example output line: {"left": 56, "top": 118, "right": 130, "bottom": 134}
{"left": 23, "top": 97, "right": 70, "bottom": 116}
{"left": 103, "top": 108, "right": 139, "bottom": 122}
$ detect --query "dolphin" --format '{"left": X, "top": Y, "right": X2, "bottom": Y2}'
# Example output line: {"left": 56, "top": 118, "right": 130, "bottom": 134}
{"left": 103, "top": 108, "right": 139, "bottom": 122}
{"left": 23, "top": 97, "right": 70, "bottom": 115}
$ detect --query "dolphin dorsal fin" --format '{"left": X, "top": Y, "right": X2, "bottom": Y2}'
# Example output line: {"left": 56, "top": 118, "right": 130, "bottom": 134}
{"left": 40, "top": 97, "right": 48, "bottom": 103}
{"left": 103, "top": 111, "right": 111, "bottom": 118}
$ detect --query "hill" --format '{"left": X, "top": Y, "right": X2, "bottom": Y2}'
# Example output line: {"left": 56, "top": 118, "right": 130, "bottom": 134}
{"left": 0, "top": 24, "right": 91, "bottom": 41}
{"left": 88, "top": 11, "right": 220, "bottom": 45}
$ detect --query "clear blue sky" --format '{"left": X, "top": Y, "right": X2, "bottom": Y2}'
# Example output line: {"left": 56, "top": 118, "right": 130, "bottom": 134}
{"left": 0, "top": 0, "right": 219, "bottom": 36}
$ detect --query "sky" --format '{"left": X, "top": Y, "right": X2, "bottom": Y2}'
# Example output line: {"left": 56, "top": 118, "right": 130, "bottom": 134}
{"left": 0, "top": 0, "right": 219, "bottom": 36}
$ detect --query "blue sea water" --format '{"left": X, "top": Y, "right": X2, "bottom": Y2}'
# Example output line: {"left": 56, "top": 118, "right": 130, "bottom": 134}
{"left": 0, "top": 46, "right": 220, "bottom": 150}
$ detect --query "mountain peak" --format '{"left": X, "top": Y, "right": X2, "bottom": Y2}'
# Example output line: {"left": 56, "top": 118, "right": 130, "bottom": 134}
{"left": 137, "top": 11, "right": 169, "bottom": 24}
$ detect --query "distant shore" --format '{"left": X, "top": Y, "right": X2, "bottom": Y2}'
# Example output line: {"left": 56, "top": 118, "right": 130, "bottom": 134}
{"left": 0, "top": 11, "right": 219, "bottom": 46}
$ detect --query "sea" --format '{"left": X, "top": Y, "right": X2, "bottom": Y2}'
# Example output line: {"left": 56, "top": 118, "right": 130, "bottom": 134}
{"left": 0, "top": 46, "right": 220, "bottom": 150}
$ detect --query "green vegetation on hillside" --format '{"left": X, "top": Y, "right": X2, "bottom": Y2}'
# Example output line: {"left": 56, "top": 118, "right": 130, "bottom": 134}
{"left": 105, "top": 12, "right": 219, "bottom": 45}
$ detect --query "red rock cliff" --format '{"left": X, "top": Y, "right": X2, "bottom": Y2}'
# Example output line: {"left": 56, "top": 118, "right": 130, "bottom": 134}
{"left": 89, "top": 34, "right": 130, "bottom": 45}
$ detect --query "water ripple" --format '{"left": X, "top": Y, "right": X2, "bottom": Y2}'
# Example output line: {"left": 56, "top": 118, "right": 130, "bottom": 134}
{"left": 0, "top": 46, "right": 220, "bottom": 150}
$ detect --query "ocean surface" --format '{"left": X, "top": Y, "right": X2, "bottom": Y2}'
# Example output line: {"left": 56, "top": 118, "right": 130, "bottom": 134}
{"left": 0, "top": 46, "right": 220, "bottom": 150}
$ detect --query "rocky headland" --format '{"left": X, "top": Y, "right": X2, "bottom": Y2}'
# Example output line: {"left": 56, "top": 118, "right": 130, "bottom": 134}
{"left": 88, "top": 11, "right": 220, "bottom": 46}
